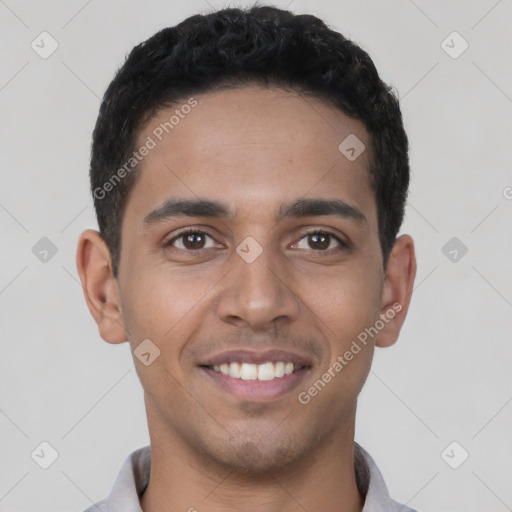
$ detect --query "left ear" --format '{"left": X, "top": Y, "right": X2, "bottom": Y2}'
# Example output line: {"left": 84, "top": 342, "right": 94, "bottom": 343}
{"left": 375, "top": 234, "right": 417, "bottom": 348}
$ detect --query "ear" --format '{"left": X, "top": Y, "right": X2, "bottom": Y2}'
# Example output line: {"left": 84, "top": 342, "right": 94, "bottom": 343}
{"left": 375, "top": 234, "right": 417, "bottom": 348}
{"left": 76, "top": 229, "right": 128, "bottom": 344}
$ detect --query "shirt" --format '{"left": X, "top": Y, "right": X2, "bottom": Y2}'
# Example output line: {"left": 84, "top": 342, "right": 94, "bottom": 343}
{"left": 83, "top": 443, "right": 417, "bottom": 512}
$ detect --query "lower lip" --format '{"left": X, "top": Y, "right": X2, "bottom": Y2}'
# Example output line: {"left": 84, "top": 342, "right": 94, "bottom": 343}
{"left": 201, "top": 367, "right": 310, "bottom": 401}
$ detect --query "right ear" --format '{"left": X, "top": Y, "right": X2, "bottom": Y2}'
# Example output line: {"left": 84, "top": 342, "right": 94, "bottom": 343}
{"left": 76, "top": 229, "right": 128, "bottom": 344}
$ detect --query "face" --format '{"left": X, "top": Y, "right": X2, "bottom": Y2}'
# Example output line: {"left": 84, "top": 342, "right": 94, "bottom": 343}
{"left": 79, "top": 85, "right": 414, "bottom": 474}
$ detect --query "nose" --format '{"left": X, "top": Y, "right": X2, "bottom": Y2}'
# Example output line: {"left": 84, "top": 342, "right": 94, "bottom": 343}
{"left": 216, "top": 245, "right": 300, "bottom": 332}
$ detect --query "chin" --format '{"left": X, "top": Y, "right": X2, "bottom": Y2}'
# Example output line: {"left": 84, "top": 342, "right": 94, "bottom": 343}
{"left": 206, "top": 437, "right": 306, "bottom": 477}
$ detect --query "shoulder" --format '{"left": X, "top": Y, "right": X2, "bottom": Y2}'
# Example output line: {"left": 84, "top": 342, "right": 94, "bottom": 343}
{"left": 82, "top": 498, "right": 108, "bottom": 512}
{"left": 355, "top": 443, "right": 418, "bottom": 512}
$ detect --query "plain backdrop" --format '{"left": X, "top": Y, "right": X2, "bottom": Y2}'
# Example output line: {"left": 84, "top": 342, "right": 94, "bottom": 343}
{"left": 0, "top": 1, "right": 511, "bottom": 511}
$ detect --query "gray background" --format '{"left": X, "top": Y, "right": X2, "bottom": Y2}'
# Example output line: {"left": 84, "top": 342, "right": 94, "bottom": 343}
{"left": 1, "top": 0, "right": 511, "bottom": 511}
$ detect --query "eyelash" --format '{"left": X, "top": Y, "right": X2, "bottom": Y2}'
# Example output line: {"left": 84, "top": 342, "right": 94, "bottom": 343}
{"left": 164, "top": 227, "right": 348, "bottom": 253}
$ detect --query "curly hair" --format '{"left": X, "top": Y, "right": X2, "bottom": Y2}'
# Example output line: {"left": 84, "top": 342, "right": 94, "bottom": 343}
{"left": 90, "top": 4, "right": 410, "bottom": 277}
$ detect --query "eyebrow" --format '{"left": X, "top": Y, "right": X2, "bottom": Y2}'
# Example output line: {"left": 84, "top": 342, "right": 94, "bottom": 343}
{"left": 143, "top": 197, "right": 367, "bottom": 225}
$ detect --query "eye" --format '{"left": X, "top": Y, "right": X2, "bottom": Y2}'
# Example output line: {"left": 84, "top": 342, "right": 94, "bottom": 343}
{"left": 165, "top": 229, "right": 218, "bottom": 251}
{"left": 293, "top": 230, "right": 346, "bottom": 252}
{"left": 163, "top": 228, "right": 348, "bottom": 254}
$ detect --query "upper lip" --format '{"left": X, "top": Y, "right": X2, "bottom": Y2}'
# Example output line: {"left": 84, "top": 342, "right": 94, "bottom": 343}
{"left": 200, "top": 349, "right": 313, "bottom": 367}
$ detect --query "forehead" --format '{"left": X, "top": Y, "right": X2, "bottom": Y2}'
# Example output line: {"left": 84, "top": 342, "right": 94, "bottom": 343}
{"left": 125, "top": 85, "right": 375, "bottom": 225}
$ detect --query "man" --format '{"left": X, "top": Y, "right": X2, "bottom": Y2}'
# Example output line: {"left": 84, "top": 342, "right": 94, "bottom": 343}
{"left": 77, "top": 4, "right": 417, "bottom": 511}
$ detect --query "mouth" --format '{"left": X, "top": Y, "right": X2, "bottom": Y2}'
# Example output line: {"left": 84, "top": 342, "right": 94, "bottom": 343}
{"left": 198, "top": 349, "right": 313, "bottom": 400}
{"left": 201, "top": 361, "right": 307, "bottom": 381}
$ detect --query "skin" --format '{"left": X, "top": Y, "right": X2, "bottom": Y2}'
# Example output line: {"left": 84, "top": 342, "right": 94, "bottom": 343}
{"left": 77, "top": 85, "right": 416, "bottom": 512}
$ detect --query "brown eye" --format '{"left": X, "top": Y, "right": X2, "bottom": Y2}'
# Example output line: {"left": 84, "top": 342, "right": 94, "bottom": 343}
{"left": 294, "top": 230, "right": 345, "bottom": 252}
{"left": 308, "top": 232, "right": 330, "bottom": 250}
{"left": 166, "top": 230, "right": 215, "bottom": 251}
{"left": 182, "top": 232, "right": 206, "bottom": 249}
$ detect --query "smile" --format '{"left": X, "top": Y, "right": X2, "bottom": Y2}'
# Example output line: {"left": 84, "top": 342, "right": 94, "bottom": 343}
{"left": 201, "top": 364, "right": 310, "bottom": 401}
{"left": 207, "top": 361, "right": 304, "bottom": 381}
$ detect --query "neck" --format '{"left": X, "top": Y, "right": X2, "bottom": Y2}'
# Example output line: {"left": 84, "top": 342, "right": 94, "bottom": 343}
{"left": 140, "top": 408, "right": 365, "bottom": 512}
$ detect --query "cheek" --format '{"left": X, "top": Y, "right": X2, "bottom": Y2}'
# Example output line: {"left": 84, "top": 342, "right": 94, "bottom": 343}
{"left": 301, "top": 262, "right": 382, "bottom": 336}
{"left": 120, "top": 265, "right": 219, "bottom": 353}
{"left": 119, "top": 272, "right": 208, "bottom": 403}
{"left": 296, "top": 269, "right": 379, "bottom": 418}
{"left": 298, "top": 264, "right": 382, "bottom": 401}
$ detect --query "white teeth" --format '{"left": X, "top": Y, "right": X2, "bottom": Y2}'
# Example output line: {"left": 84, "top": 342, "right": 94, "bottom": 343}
{"left": 228, "top": 362, "right": 241, "bottom": 378}
{"left": 240, "top": 363, "right": 258, "bottom": 380}
{"left": 257, "top": 362, "right": 275, "bottom": 381}
{"left": 210, "top": 361, "right": 300, "bottom": 381}
{"left": 274, "top": 361, "right": 285, "bottom": 378}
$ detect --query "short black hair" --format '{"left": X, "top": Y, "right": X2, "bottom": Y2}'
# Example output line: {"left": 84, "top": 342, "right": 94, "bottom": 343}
{"left": 90, "top": 3, "right": 410, "bottom": 277}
